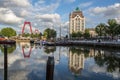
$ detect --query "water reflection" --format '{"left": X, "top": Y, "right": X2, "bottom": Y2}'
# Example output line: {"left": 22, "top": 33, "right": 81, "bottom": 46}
{"left": 2, "top": 44, "right": 16, "bottom": 80}
{"left": 44, "top": 46, "right": 56, "bottom": 54}
{"left": 4, "top": 45, "right": 8, "bottom": 80}
{"left": 0, "top": 44, "right": 16, "bottom": 54}
{"left": 46, "top": 56, "right": 54, "bottom": 80}
{"left": 94, "top": 49, "right": 120, "bottom": 72}
{"left": 69, "top": 47, "right": 84, "bottom": 75}
{"left": 22, "top": 46, "right": 32, "bottom": 58}
{"left": 0, "top": 42, "right": 120, "bottom": 80}
{"left": 68, "top": 46, "right": 120, "bottom": 79}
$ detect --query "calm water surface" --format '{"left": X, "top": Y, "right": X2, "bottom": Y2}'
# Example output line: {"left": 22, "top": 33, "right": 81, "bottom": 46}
{"left": 0, "top": 42, "right": 120, "bottom": 80}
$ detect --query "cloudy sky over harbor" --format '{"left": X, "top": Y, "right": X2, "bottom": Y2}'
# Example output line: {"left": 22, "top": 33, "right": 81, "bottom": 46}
{"left": 0, "top": 0, "right": 120, "bottom": 35}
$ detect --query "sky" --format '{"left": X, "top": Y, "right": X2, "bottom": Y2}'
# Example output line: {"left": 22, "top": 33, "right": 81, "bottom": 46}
{"left": 0, "top": 0, "right": 120, "bottom": 36}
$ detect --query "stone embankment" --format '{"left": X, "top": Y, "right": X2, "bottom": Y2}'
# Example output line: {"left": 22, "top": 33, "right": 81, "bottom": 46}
{"left": 44, "top": 40, "right": 120, "bottom": 48}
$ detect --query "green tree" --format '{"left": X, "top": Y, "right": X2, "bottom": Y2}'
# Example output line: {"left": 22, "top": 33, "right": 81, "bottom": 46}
{"left": 70, "top": 31, "right": 83, "bottom": 38}
{"left": 23, "top": 33, "right": 30, "bottom": 37}
{"left": 84, "top": 29, "right": 90, "bottom": 38}
{"left": 0, "top": 27, "right": 16, "bottom": 38}
{"left": 70, "top": 32, "right": 77, "bottom": 38}
{"left": 43, "top": 28, "right": 56, "bottom": 39}
{"left": 95, "top": 23, "right": 106, "bottom": 37}
{"left": 105, "top": 19, "right": 119, "bottom": 38}
{"left": 77, "top": 31, "right": 83, "bottom": 37}
{"left": 115, "top": 24, "right": 120, "bottom": 35}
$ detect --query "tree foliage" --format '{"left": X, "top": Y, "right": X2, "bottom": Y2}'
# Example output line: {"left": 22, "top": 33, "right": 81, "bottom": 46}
{"left": 95, "top": 23, "right": 106, "bottom": 36}
{"left": 95, "top": 19, "right": 120, "bottom": 38}
{"left": 70, "top": 31, "right": 83, "bottom": 38}
{"left": 22, "top": 32, "right": 42, "bottom": 39}
{"left": 43, "top": 28, "right": 56, "bottom": 39}
{"left": 70, "top": 30, "right": 90, "bottom": 39}
{"left": 105, "top": 19, "right": 119, "bottom": 37}
{"left": 0, "top": 27, "right": 16, "bottom": 37}
{"left": 84, "top": 29, "right": 90, "bottom": 38}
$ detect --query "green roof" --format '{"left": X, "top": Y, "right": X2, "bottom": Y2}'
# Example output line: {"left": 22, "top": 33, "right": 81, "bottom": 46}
{"left": 75, "top": 7, "right": 80, "bottom": 11}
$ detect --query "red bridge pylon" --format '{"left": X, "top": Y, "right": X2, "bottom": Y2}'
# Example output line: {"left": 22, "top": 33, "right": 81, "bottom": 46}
{"left": 22, "top": 21, "right": 32, "bottom": 34}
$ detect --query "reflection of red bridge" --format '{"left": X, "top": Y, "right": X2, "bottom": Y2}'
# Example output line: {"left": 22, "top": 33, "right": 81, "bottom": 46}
{"left": 22, "top": 47, "right": 32, "bottom": 58}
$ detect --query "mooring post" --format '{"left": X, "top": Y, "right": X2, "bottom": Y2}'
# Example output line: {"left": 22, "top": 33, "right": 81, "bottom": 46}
{"left": 46, "top": 56, "right": 54, "bottom": 80}
{"left": 4, "top": 44, "right": 8, "bottom": 80}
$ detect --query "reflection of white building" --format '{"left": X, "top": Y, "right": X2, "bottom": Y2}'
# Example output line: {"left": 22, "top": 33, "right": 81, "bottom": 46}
{"left": 69, "top": 51, "right": 84, "bottom": 75}
{"left": 89, "top": 49, "right": 95, "bottom": 57}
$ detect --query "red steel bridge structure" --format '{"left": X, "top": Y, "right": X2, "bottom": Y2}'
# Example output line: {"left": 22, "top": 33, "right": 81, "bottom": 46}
{"left": 22, "top": 21, "right": 40, "bottom": 34}
{"left": 22, "top": 21, "right": 32, "bottom": 34}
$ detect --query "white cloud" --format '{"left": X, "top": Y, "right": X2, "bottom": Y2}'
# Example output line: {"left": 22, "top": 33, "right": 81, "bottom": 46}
{"left": 12, "top": 0, "right": 30, "bottom": 7}
{"left": 62, "top": 21, "right": 69, "bottom": 28}
{"left": 83, "top": 3, "right": 120, "bottom": 28}
{"left": 0, "top": 8, "right": 24, "bottom": 24}
{"left": 79, "top": 2, "right": 93, "bottom": 8}
{"left": 0, "top": 0, "right": 61, "bottom": 34}
{"left": 0, "top": 0, "right": 31, "bottom": 18}
{"left": 115, "top": 17, "right": 120, "bottom": 24}
{"left": 3, "top": 0, "right": 30, "bottom": 7}
{"left": 36, "top": 13, "right": 60, "bottom": 22}
{"left": 34, "top": 2, "right": 59, "bottom": 13}
{"left": 89, "top": 3, "right": 120, "bottom": 17}
{"left": 20, "top": 10, "right": 29, "bottom": 17}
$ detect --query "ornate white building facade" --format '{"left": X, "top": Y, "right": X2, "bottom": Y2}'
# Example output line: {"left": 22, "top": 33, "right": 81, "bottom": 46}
{"left": 69, "top": 8, "right": 85, "bottom": 35}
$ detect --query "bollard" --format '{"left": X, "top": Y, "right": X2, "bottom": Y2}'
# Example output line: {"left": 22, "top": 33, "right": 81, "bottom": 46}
{"left": 46, "top": 56, "right": 54, "bottom": 80}
{"left": 4, "top": 45, "right": 8, "bottom": 80}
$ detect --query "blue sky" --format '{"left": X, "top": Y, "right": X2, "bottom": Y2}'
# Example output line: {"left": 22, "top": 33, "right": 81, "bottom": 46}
{"left": 0, "top": 0, "right": 120, "bottom": 36}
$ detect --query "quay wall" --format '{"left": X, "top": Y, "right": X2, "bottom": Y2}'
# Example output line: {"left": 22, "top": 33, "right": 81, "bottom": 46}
{"left": 45, "top": 41, "right": 120, "bottom": 49}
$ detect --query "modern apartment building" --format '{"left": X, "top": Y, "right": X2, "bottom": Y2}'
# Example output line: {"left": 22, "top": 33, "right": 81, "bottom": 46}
{"left": 69, "top": 7, "right": 85, "bottom": 35}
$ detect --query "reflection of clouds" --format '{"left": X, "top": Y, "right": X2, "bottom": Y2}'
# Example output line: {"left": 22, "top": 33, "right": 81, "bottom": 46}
{"left": 8, "top": 70, "right": 28, "bottom": 80}
{"left": 53, "top": 47, "right": 69, "bottom": 65}
{"left": 8, "top": 56, "right": 47, "bottom": 80}
{"left": 0, "top": 70, "right": 3, "bottom": 80}
{"left": 1, "top": 45, "right": 120, "bottom": 80}
{"left": 0, "top": 55, "right": 4, "bottom": 69}
{"left": 8, "top": 54, "right": 23, "bottom": 67}
{"left": 61, "top": 47, "right": 69, "bottom": 57}
{"left": 0, "top": 43, "right": 51, "bottom": 79}
{"left": 9, "top": 58, "right": 47, "bottom": 70}
{"left": 88, "top": 64, "right": 120, "bottom": 79}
